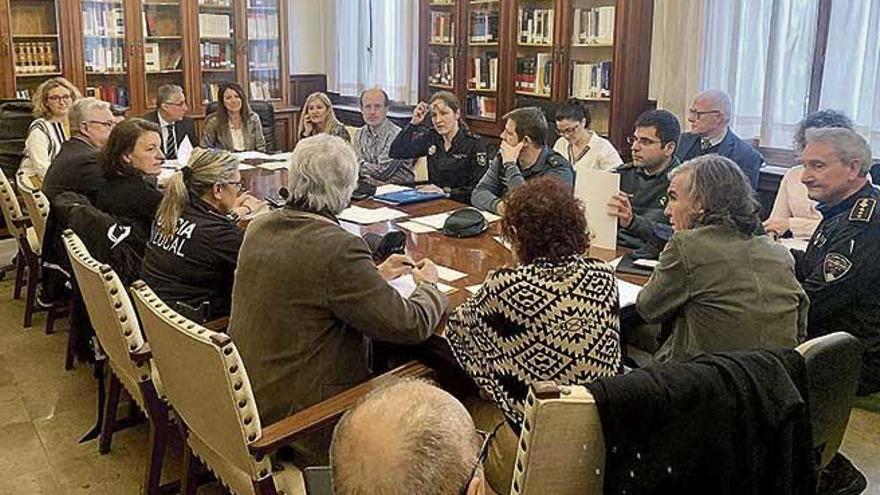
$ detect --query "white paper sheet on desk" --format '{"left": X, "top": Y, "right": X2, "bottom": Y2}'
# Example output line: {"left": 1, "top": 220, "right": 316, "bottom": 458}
{"left": 396, "top": 221, "right": 436, "bottom": 234}
{"left": 608, "top": 256, "right": 622, "bottom": 269}
{"left": 257, "top": 161, "right": 289, "bottom": 171}
{"left": 389, "top": 275, "right": 457, "bottom": 297}
{"left": 234, "top": 150, "right": 274, "bottom": 160}
{"left": 338, "top": 205, "right": 408, "bottom": 224}
{"left": 493, "top": 236, "right": 512, "bottom": 251}
{"left": 237, "top": 163, "right": 256, "bottom": 171}
{"left": 780, "top": 238, "right": 809, "bottom": 252}
{"left": 466, "top": 284, "right": 483, "bottom": 295}
{"left": 617, "top": 278, "right": 642, "bottom": 308}
{"left": 435, "top": 264, "right": 467, "bottom": 282}
{"left": 574, "top": 169, "right": 620, "bottom": 250}
{"left": 411, "top": 209, "right": 500, "bottom": 230}
{"left": 375, "top": 184, "right": 412, "bottom": 195}
{"left": 633, "top": 258, "right": 659, "bottom": 269}
{"left": 177, "top": 135, "right": 193, "bottom": 166}
{"left": 162, "top": 159, "right": 181, "bottom": 170}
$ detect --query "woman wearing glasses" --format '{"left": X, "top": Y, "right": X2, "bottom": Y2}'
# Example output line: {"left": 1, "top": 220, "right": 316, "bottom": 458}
{"left": 552, "top": 98, "right": 622, "bottom": 172}
{"left": 20, "top": 77, "right": 81, "bottom": 179}
{"left": 142, "top": 148, "right": 263, "bottom": 321}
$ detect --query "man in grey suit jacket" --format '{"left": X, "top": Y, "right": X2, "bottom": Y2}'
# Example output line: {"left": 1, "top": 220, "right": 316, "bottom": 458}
{"left": 675, "top": 90, "right": 764, "bottom": 189}
{"left": 141, "top": 84, "right": 198, "bottom": 160}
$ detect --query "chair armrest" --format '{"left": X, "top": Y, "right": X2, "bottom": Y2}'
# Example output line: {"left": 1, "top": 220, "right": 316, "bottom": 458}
{"left": 248, "top": 360, "right": 433, "bottom": 456}
{"left": 12, "top": 216, "right": 31, "bottom": 229}
{"left": 203, "top": 316, "right": 229, "bottom": 332}
{"left": 129, "top": 343, "right": 153, "bottom": 364}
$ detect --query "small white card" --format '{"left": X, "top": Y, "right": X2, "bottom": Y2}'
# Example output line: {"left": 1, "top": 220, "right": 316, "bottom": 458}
{"left": 575, "top": 169, "right": 620, "bottom": 250}
{"left": 435, "top": 264, "right": 468, "bottom": 282}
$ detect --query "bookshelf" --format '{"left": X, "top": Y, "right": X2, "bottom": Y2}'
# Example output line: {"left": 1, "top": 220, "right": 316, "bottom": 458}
{"left": 6, "top": 0, "right": 65, "bottom": 100}
{"left": 141, "top": 0, "right": 186, "bottom": 109}
{"left": 245, "top": 0, "right": 284, "bottom": 102}
{"left": 426, "top": 0, "right": 457, "bottom": 96}
{"left": 418, "top": 0, "right": 653, "bottom": 151}
{"left": 197, "top": 0, "right": 238, "bottom": 106}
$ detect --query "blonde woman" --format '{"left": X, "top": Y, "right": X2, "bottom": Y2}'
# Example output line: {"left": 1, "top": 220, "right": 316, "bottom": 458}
{"left": 141, "top": 147, "right": 263, "bottom": 321}
{"left": 298, "top": 92, "right": 350, "bottom": 142}
{"left": 20, "top": 77, "right": 81, "bottom": 178}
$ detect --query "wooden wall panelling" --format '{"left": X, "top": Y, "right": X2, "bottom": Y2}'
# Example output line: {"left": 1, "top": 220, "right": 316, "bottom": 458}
{"left": 289, "top": 74, "right": 327, "bottom": 107}
{"left": 0, "top": 0, "right": 13, "bottom": 96}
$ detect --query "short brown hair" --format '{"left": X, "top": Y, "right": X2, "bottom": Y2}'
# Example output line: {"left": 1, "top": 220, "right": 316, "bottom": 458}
{"left": 100, "top": 118, "right": 161, "bottom": 177}
{"left": 501, "top": 177, "right": 589, "bottom": 264}
{"left": 503, "top": 107, "right": 548, "bottom": 146}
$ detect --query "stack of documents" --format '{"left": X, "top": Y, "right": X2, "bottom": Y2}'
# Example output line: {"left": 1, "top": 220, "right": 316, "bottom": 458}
{"left": 338, "top": 205, "right": 408, "bottom": 224}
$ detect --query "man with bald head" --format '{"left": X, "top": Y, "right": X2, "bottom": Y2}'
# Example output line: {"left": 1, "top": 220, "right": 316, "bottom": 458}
{"left": 330, "top": 380, "right": 495, "bottom": 495}
{"left": 353, "top": 87, "right": 414, "bottom": 185}
{"left": 676, "top": 89, "right": 764, "bottom": 189}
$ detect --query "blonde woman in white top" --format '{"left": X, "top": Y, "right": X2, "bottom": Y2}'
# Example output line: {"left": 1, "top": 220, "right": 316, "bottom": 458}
{"left": 764, "top": 109, "right": 854, "bottom": 240}
{"left": 553, "top": 98, "right": 622, "bottom": 172}
{"left": 20, "top": 77, "right": 81, "bottom": 178}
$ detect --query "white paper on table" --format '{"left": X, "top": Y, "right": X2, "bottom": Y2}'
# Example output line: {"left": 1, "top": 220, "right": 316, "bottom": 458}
{"left": 396, "top": 221, "right": 436, "bottom": 234}
{"left": 410, "top": 212, "right": 452, "bottom": 230}
{"left": 607, "top": 256, "right": 623, "bottom": 270}
{"left": 272, "top": 151, "right": 294, "bottom": 160}
{"left": 234, "top": 150, "right": 273, "bottom": 160}
{"left": 480, "top": 210, "right": 501, "bottom": 223}
{"left": 389, "top": 275, "right": 456, "bottom": 297}
{"left": 493, "top": 236, "right": 512, "bottom": 251}
{"left": 633, "top": 258, "right": 660, "bottom": 269}
{"left": 780, "top": 238, "right": 809, "bottom": 252}
{"left": 436, "top": 282, "right": 457, "bottom": 294}
{"left": 617, "top": 278, "right": 642, "bottom": 308}
{"left": 435, "top": 264, "right": 467, "bottom": 282}
{"left": 237, "top": 163, "right": 256, "bottom": 171}
{"left": 257, "top": 161, "right": 289, "bottom": 171}
{"left": 177, "top": 135, "right": 193, "bottom": 166}
{"left": 375, "top": 184, "right": 412, "bottom": 195}
{"left": 466, "top": 284, "right": 483, "bottom": 295}
{"left": 337, "top": 205, "right": 408, "bottom": 224}
{"left": 161, "top": 159, "right": 181, "bottom": 170}
{"left": 574, "top": 169, "right": 620, "bottom": 250}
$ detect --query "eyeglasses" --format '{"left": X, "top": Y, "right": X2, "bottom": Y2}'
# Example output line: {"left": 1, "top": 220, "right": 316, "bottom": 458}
{"left": 165, "top": 100, "right": 187, "bottom": 107}
{"left": 459, "top": 422, "right": 504, "bottom": 495}
{"left": 687, "top": 109, "right": 721, "bottom": 119}
{"left": 226, "top": 181, "right": 244, "bottom": 193}
{"left": 47, "top": 94, "right": 73, "bottom": 103}
{"left": 626, "top": 135, "right": 661, "bottom": 147}
{"left": 87, "top": 120, "right": 116, "bottom": 129}
{"left": 556, "top": 125, "right": 580, "bottom": 136}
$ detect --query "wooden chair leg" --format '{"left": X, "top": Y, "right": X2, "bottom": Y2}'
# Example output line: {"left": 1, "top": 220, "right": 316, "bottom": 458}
{"left": 64, "top": 324, "right": 76, "bottom": 370}
{"left": 13, "top": 251, "right": 24, "bottom": 300}
{"left": 22, "top": 259, "right": 37, "bottom": 328}
{"left": 144, "top": 414, "right": 169, "bottom": 494}
{"left": 99, "top": 371, "right": 121, "bottom": 455}
{"left": 180, "top": 443, "right": 200, "bottom": 495}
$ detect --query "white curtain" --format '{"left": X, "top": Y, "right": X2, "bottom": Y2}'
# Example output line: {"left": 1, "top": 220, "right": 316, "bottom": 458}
{"left": 820, "top": 0, "right": 880, "bottom": 156}
{"left": 332, "top": 0, "right": 372, "bottom": 97}
{"left": 649, "top": 0, "right": 707, "bottom": 122}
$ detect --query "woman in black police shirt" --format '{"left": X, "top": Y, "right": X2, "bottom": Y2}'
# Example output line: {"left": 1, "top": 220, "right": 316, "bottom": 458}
{"left": 389, "top": 91, "right": 487, "bottom": 204}
{"left": 142, "top": 148, "right": 262, "bottom": 321}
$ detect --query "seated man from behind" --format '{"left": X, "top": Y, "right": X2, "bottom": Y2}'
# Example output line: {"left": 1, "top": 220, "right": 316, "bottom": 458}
{"left": 471, "top": 107, "right": 574, "bottom": 214}
{"left": 676, "top": 89, "right": 764, "bottom": 189}
{"left": 606, "top": 109, "right": 681, "bottom": 254}
{"left": 331, "top": 379, "right": 494, "bottom": 495}
{"left": 353, "top": 88, "right": 414, "bottom": 185}
{"left": 637, "top": 154, "right": 807, "bottom": 363}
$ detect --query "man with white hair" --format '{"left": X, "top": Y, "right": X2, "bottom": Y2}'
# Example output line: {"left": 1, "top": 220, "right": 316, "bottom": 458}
{"left": 331, "top": 379, "right": 495, "bottom": 495}
{"left": 228, "top": 134, "right": 448, "bottom": 466}
{"left": 676, "top": 89, "right": 764, "bottom": 189}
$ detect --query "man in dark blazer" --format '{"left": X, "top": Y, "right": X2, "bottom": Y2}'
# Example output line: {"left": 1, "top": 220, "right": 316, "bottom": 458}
{"left": 141, "top": 84, "right": 197, "bottom": 161}
{"left": 676, "top": 89, "right": 764, "bottom": 189}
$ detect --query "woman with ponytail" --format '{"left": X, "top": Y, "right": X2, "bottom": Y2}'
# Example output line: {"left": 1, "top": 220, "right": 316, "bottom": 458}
{"left": 141, "top": 147, "right": 263, "bottom": 321}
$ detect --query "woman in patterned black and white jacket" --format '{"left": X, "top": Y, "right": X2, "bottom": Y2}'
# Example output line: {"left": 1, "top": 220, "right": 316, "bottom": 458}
{"left": 446, "top": 176, "right": 622, "bottom": 494}
{"left": 19, "top": 77, "right": 81, "bottom": 179}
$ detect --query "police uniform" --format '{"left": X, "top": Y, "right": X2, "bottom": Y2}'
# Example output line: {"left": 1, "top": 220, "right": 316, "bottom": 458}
{"left": 471, "top": 146, "right": 574, "bottom": 213}
{"left": 389, "top": 124, "right": 488, "bottom": 204}
{"left": 615, "top": 156, "right": 680, "bottom": 254}
{"left": 794, "top": 182, "right": 880, "bottom": 395}
{"left": 142, "top": 194, "right": 244, "bottom": 321}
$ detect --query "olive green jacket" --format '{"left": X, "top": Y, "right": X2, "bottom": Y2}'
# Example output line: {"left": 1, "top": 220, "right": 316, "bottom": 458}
{"left": 637, "top": 224, "right": 808, "bottom": 363}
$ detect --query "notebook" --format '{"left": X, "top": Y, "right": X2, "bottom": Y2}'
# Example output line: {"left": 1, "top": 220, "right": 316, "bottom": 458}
{"left": 373, "top": 189, "right": 447, "bottom": 205}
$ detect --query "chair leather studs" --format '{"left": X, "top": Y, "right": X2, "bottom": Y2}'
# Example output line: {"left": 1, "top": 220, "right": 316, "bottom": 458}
{"left": 229, "top": 365, "right": 238, "bottom": 374}
{"left": 243, "top": 416, "right": 252, "bottom": 425}
{"left": 234, "top": 381, "right": 243, "bottom": 391}
{"left": 248, "top": 433, "right": 256, "bottom": 442}
{"left": 238, "top": 399, "right": 247, "bottom": 408}
{"left": 223, "top": 347, "right": 233, "bottom": 356}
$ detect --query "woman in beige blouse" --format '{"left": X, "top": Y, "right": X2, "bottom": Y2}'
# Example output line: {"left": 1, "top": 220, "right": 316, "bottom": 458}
{"left": 201, "top": 83, "right": 266, "bottom": 152}
{"left": 299, "top": 92, "right": 351, "bottom": 142}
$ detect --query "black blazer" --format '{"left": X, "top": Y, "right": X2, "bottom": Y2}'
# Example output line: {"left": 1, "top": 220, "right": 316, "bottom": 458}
{"left": 676, "top": 129, "right": 764, "bottom": 189}
{"left": 42, "top": 136, "right": 105, "bottom": 203}
{"left": 141, "top": 110, "right": 199, "bottom": 151}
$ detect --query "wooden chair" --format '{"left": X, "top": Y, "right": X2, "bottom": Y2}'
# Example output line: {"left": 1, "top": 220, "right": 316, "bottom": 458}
{"left": 796, "top": 332, "right": 863, "bottom": 468}
{"left": 129, "top": 280, "right": 433, "bottom": 495}
{"left": 17, "top": 170, "right": 68, "bottom": 334}
{"left": 0, "top": 168, "right": 43, "bottom": 328}
{"left": 62, "top": 230, "right": 173, "bottom": 495}
{"left": 511, "top": 382, "right": 604, "bottom": 495}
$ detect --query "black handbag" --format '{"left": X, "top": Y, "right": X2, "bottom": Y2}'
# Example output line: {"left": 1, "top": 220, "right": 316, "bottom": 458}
{"left": 443, "top": 207, "right": 487, "bottom": 238}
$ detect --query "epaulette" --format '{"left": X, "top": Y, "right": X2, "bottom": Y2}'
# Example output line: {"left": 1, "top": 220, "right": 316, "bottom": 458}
{"left": 849, "top": 197, "right": 876, "bottom": 223}
{"left": 546, "top": 151, "right": 568, "bottom": 168}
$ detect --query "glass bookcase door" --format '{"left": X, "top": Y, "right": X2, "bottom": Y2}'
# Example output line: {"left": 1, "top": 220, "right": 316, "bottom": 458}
{"left": 10, "top": 0, "right": 63, "bottom": 100}
{"left": 141, "top": 0, "right": 186, "bottom": 110}
{"left": 81, "top": 0, "right": 130, "bottom": 107}
{"left": 568, "top": 0, "right": 614, "bottom": 135}
{"left": 465, "top": 0, "right": 500, "bottom": 121}
{"left": 514, "top": 0, "right": 556, "bottom": 103}
{"left": 197, "top": 0, "right": 237, "bottom": 105}
{"left": 246, "top": 0, "right": 282, "bottom": 101}
{"left": 426, "top": 1, "right": 456, "bottom": 97}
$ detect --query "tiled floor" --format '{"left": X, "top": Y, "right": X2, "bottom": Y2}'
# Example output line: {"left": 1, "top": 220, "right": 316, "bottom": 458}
{"left": 0, "top": 256, "right": 877, "bottom": 493}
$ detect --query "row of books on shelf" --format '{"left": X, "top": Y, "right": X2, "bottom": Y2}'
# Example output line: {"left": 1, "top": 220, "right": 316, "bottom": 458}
{"left": 144, "top": 43, "right": 183, "bottom": 73}
{"left": 14, "top": 42, "right": 60, "bottom": 75}
{"left": 428, "top": 52, "right": 454, "bottom": 87}
{"left": 518, "top": 7, "right": 554, "bottom": 45}
{"left": 85, "top": 84, "right": 130, "bottom": 107}
{"left": 515, "top": 54, "right": 552, "bottom": 96}
{"left": 15, "top": 89, "right": 33, "bottom": 100}
{"left": 200, "top": 0, "right": 232, "bottom": 6}
{"left": 572, "top": 7, "right": 615, "bottom": 45}
{"left": 82, "top": 3, "right": 125, "bottom": 37}
{"left": 469, "top": 10, "right": 499, "bottom": 43}
{"left": 247, "top": 12, "right": 279, "bottom": 39}
{"left": 201, "top": 41, "right": 236, "bottom": 70}
{"left": 466, "top": 95, "right": 496, "bottom": 120}
{"left": 247, "top": 0, "right": 278, "bottom": 7}
{"left": 248, "top": 44, "right": 281, "bottom": 69}
{"left": 199, "top": 13, "right": 233, "bottom": 39}
{"left": 469, "top": 53, "right": 497, "bottom": 91}
{"left": 84, "top": 41, "right": 125, "bottom": 73}
{"left": 430, "top": 12, "right": 455, "bottom": 44}
{"left": 249, "top": 80, "right": 278, "bottom": 101}
{"left": 571, "top": 61, "right": 612, "bottom": 99}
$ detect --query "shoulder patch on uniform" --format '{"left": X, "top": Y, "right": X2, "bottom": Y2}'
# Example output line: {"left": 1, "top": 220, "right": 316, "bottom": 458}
{"left": 547, "top": 152, "right": 567, "bottom": 168}
{"left": 823, "top": 253, "right": 852, "bottom": 282}
{"left": 476, "top": 152, "right": 487, "bottom": 167}
{"left": 849, "top": 197, "right": 876, "bottom": 222}
{"left": 428, "top": 144, "right": 437, "bottom": 156}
